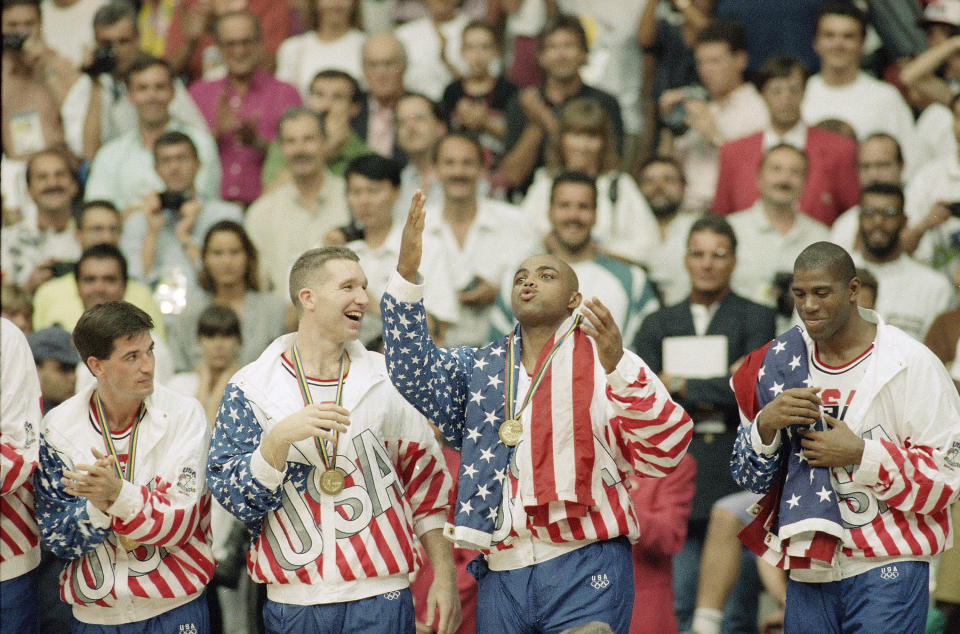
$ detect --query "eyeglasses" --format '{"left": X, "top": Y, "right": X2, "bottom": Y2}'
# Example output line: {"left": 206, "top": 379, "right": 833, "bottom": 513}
{"left": 860, "top": 206, "right": 901, "bottom": 218}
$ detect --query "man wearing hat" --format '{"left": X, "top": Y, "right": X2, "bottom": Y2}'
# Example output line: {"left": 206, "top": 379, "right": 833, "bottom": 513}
{"left": 28, "top": 326, "right": 80, "bottom": 414}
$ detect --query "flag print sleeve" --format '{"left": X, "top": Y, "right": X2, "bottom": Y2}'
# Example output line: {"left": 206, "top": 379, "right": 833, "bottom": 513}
{"left": 1, "top": 438, "right": 37, "bottom": 497}
{"left": 34, "top": 436, "right": 111, "bottom": 559}
{"left": 109, "top": 400, "right": 210, "bottom": 549}
{"left": 206, "top": 383, "right": 285, "bottom": 531}
{"left": 606, "top": 350, "right": 693, "bottom": 477}
{"left": 391, "top": 406, "right": 453, "bottom": 536}
{"left": 381, "top": 274, "right": 475, "bottom": 447}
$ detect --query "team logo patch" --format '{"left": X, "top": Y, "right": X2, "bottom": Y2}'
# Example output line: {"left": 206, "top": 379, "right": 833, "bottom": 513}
{"left": 177, "top": 624, "right": 198, "bottom": 634}
{"left": 879, "top": 565, "right": 899, "bottom": 581}
{"left": 176, "top": 467, "right": 197, "bottom": 494}
{"left": 590, "top": 573, "right": 610, "bottom": 590}
{"left": 945, "top": 441, "right": 960, "bottom": 469}
{"left": 383, "top": 591, "right": 401, "bottom": 601}
{"left": 24, "top": 420, "right": 35, "bottom": 448}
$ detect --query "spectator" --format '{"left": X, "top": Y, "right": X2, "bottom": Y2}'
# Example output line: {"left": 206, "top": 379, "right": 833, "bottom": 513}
{"left": 439, "top": 20, "right": 517, "bottom": 170}
{"left": 727, "top": 144, "right": 829, "bottom": 311}
{"left": 499, "top": 13, "right": 623, "bottom": 192}
{"left": 39, "top": 0, "right": 108, "bottom": 67}
{"left": 801, "top": 1, "right": 921, "bottom": 176}
{"left": 119, "top": 131, "right": 242, "bottom": 303}
{"left": 0, "top": 149, "right": 81, "bottom": 294}
{"left": 262, "top": 69, "right": 368, "bottom": 186}
{"left": 396, "top": 0, "right": 472, "bottom": 102}
{"left": 1, "top": 283, "right": 34, "bottom": 334}
{"left": 354, "top": 32, "right": 407, "bottom": 161}
{"left": 660, "top": 19, "right": 769, "bottom": 211}
{"left": 853, "top": 182, "right": 954, "bottom": 341}
{"left": 167, "top": 220, "right": 286, "bottom": 373}
{"left": 500, "top": 0, "right": 551, "bottom": 89}
{"left": 714, "top": 56, "right": 860, "bottom": 227}
{"left": 60, "top": 0, "right": 208, "bottom": 161}
{"left": 637, "top": 156, "right": 700, "bottom": 306}
{"left": 393, "top": 93, "right": 448, "bottom": 219}
{"left": 275, "top": 0, "right": 363, "bottom": 98}
{"left": 520, "top": 97, "right": 658, "bottom": 263}
{"left": 188, "top": 10, "right": 301, "bottom": 206}
{"left": 829, "top": 133, "right": 905, "bottom": 253}
{"left": 245, "top": 107, "right": 349, "bottom": 295}
{"left": 637, "top": 0, "right": 714, "bottom": 109}
{"left": 924, "top": 264, "right": 960, "bottom": 391}
{"left": 713, "top": 0, "right": 826, "bottom": 74}
{"left": 31, "top": 200, "right": 165, "bottom": 337}
{"left": 324, "top": 155, "right": 457, "bottom": 346}
{"left": 423, "top": 133, "right": 535, "bottom": 346}
{"left": 492, "top": 170, "right": 659, "bottom": 345}
{"left": 27, "top": 325, "right": 79, "bottom": 413}
{"left": 83, "top": 55, "right": 221, "bottom": 212}
{"left": 633, "top": 213, "right": 776, "bottom": 633}
{"left": 165, "top": 0, "right": 290, "bottom": 83}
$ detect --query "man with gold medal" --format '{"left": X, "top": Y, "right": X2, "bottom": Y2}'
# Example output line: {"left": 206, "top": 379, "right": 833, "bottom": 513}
{"left": 34, "top": 301, "right": 214, "bottom": 632}
{"left": 206, "top": 246, "right": 461, "bottom": 634}
{"left": 381, "top": 191, "right": 694, "bottom": 633}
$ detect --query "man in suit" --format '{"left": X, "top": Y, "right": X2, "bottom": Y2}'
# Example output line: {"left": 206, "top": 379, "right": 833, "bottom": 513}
{"left": 352, "top": 33, "right": 407, "bottom": 164}
{"left": 633, "top": 214, "right": 776, "bottom": 632}
{"left": 713, "top": 56, "right": 860, "bottom": 226}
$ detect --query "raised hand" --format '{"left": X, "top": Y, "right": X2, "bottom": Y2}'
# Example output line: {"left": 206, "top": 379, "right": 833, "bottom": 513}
{"left": 397, "top": 190, "right": 426, "bottom": 283}
{"left": 580, "top": 297, "right": 624, "bottom": 374}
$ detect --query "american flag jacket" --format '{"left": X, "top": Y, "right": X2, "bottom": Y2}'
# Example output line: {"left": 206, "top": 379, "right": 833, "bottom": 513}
{"left": 1, "top": 318, "right": 43, "bottom": 582}
{"left": 34, "top": 382, "right": 213, "bottom": 625}
{"left": 381, "top": 273, "right": 693, "bottom": 552}
{"left": 731, "top": 311, "right": 960, "bottom": 571}
{"left": 206, "top": 334, "right": 451, "bottom": 605}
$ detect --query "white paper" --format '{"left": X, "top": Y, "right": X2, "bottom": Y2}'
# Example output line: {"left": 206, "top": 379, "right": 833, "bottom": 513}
{"left": 663, "top": 335, "right": 728, "bottom": 379}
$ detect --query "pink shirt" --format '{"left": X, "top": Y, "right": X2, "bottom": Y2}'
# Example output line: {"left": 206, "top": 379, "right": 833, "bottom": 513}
{"left": 188, "top": 70, "right": 301, "bottom": 204}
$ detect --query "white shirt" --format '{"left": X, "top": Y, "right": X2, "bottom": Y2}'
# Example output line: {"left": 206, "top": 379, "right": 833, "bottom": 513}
{"left": 728, "top": 201, "right": 830, "bottom": 308}
{"left": 904, "top": 152, "right": 960, "bottom": 276}
{"left": 645, "top": 211, "right": 699, "bottom": 307}
{"left": 829, "top": 204, "right": 861, "bottom": 255}
{"left": 275, "top": 30, "right": 366, "bottom": 98}
{"left": 40, "top": 0, "right": 109, "bottom": 67}
{"left": 0, "top": 215, "right": 81, "bottom": 287}
{"left": 395, "top": 15, "right": 473, "bottom": 102}
{"left": 762, "top": 121, "right": 808, "bottom": 151}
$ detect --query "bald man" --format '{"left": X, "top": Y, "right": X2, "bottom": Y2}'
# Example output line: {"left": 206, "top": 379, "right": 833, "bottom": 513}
{"left": 355, "top": 33, "right": 407, "bottom": 161}
{"left": 379, "top": 192, "right": 693, "bottom": 633}
{"left": 730, "top": 241, "right": 960, "bottom": 633}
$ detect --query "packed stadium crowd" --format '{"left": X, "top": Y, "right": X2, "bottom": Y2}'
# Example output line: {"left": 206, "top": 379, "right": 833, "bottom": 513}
{"left": 2, "top": 0, "right": 960, "bottom": 633}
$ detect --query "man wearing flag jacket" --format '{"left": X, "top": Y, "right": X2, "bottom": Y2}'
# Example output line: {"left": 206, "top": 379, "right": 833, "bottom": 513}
{"left": 381, "top": 192, "right": 693, "bottom": 633}
{"left": 206, "top": 247, "right": 460, "bottom": 634}
{"left": 1, "top": 318, "right": 44, "bottom": 633}
{"left": 33, "top": 301, "right": 214, "bottom": 631}
{"left": 730, "top": 241, "right": 960, "bottom": 633}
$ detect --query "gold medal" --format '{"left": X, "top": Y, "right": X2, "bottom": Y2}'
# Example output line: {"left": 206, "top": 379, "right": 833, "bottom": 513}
{"left": 117, "top": 534, "right": 139, "bottom": 551}
{"left": 319, "top": 468, "right": 345, "bottom": 495}
{"left": 498, "top": 419, "right": 523, "bottom": 446}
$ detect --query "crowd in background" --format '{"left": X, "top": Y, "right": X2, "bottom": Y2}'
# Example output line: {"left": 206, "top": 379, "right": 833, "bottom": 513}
{"left": 2, "top": 0, "right": 960, "bottom": 632}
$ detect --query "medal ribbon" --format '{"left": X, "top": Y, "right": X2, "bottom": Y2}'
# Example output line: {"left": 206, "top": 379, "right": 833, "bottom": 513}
{"left": 504, "top": 314, "right": 583, "bottom": 421}
{"left": 92, "top": 392, "right": 146, "bottom": 482}
{"left": 291, "top": 345, "right": 345, "bottom": 471}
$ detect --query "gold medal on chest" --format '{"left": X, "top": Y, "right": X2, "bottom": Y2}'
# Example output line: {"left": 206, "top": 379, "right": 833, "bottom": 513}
{"left": 319, "top": 468, "right": 345, "bottom": 495}
{"left": 498, "top": 419, "right": 523, "bottom": 446}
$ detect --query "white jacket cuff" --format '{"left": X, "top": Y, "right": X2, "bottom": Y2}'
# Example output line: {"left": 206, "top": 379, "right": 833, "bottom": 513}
{"left": 750, "top": 419, "right": 782, "bottom": 456}
{"left": 251, "top": 446, "right": 286, "bottom": 491}
{"left": 386, "top": 271, "right": 424, "bottom": 303}
{"left": 852, "top": 438, "right": 883, "bottom": 487}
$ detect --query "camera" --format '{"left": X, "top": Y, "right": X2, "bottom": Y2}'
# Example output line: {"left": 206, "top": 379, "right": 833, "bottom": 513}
{"left": 83, "top": 43, "right": 116, "bottom": 76}
{"left": 159, "top": 190, "right": 189, "bottom": 212}
{"left": 662, "top": 84, "right": 709, "bottom": 137}
{"left": 3, "top": 33, "right": 28, "bottom": 51}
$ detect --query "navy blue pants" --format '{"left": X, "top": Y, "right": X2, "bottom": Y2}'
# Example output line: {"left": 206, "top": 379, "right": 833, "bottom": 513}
{"left": 1, "top": 567, "right": 38, "bottom": 634}
{"left": 69, "top": 593, "right": 209, "bottom": 633}
{"left": 472, "top": 537, "right": 634, "bottom": 634}
{"left": 784, "top": 560, "right": 928, "bottom": 634}
{"left": 263, "top": 588, "right": 415, "bottom": 634}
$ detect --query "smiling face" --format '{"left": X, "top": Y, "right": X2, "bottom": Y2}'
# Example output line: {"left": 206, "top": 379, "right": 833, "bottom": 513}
{"left": 639, "top": 161, "right": 684, "bottom": 218}
{"left": 27, "top": 153, "right": 78, "bottom": 215}
{"left": 694, "top": 41, "right": 746, "bottom": 99}
{"left": 77, "top": 257, "right": 126, "bottom": 310}
{"left": 279, "top": 113, "right": 325, "bottom": 179}
{"left": 858, "top": 191, "right": 905, "bottom": 260}
{"left": 299, "top": 258, "right": 369, "bottom": 343}
{"left": 814, "top": 14, "right": 864, "bottom": 75}
{"left": 510, "top": 254, "right": 581, "bottom": 328}
{"left": 88, "top": 330, "right": 156, "bottom": 400}
{"left": 435, "top": 136, "right": 482, "bottom": 204}
{"left": 791, "top": 267, "right": 858, "bottom": 342}
{"left": 538, "top": 28, "right": 586, "bottom": 82}
{"left": 216, "top": 12, "right": 260, "bottom": 80}
{"left": 548, "top": 181, "right": 595, "bottom": 252}
{"left": 128, "top": 64, "right": 174, "bottom": 128}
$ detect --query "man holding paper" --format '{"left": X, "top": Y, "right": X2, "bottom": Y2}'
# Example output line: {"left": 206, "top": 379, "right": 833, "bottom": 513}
{"left": 632, "top": 214, "right": 775, "bottom": 631}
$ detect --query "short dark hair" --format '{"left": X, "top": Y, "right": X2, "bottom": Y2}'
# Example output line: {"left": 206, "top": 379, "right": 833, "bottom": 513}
{"left": 197, "top": 304, "right": 241, "bottom": 340}
{"left": 79, "top": 200, "right": 120, "bottom": 227}
{"left": 760, "top": 143, "right": 808, "bottom": 172}
{"left": 688, "top": 213, "right": 738, "bottom": 253}
{"left": 638, "top": 155, "right": 687, "bottom": 186}
{"left": 73, "top": 300, "right": 153, "bottom": 363}
{"left": 537, "top": 13, "right": 588, "bottom": 52}
{"left": 397, "top": 92, "right": 443, "bottom": 121}
{"left": 153, "top": 130, "right": 198, "bottom": 160}
{"left": 74, "top": 243, "right": 128, "bottom": 283}
{"left": 755, "top": 56, "right": 808, "bottom": 91}
{"left": 859, "top": 133, "right": 904, "bottom": 166}
{"left": 550, "top": 170, "right": 596, "bottom": 208}
{"left": 288, "top": 246, "right": 360, "bottom": 310}
{"left": 25, "top": 148, "right": 76, "bottom": 188}
{"left": 93, "top": 0, "right": 137, "bottom": 31}
{"left": 859, "top": 181, "right": 905, "bottom": 210}
{"left": 3, "top": 0, "right": 40, "bottom": 16}
{"left": 463, "top": 19, "right": 502, "bottom": 49}
{"left": 432, "top": 131, "right": 483, "bottom": 164}
{"left": 277, "top": 106, "right": 325, "bottom": 138}
{"left": 794, "top": 241, "right": 856, "bottom": 284}
{"left": 125, "top": 54, "right": 172, "bottom": 86}
{"left": 311, "top": 68, "right": 362, "bottom": 103}
{"left": 855, "top": 267, "right": 878, "bottom": 301}
{"left": 816, "top": 1, "right": 868, "bottom": 39}
{"left": 694, "top": 19, "right": 747, "bottom": 53}
{"left": 213, "top": 9, "right": 261, "bottom": 42}
{"left": 345, "top": 154, "right": 401, "bottom": 187}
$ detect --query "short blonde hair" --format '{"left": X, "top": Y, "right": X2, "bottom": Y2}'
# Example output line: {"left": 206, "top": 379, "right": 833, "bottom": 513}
{"left": 545, "top": 97, "right": 620, "bottom": 175}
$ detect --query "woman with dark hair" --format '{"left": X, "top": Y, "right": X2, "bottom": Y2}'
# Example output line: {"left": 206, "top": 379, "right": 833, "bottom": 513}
{"left": 168, "top": 221, "right": 286, "bottom": 372}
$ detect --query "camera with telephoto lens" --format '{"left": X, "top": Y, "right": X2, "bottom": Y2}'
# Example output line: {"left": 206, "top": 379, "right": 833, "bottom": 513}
{"left": 3, "top": 33, "right": 28, "bottom": 51}
{"left": 159, "top": 191, "right": 189, "bottom": 212}
{"left": 83, "top": 42, "right": 116, "bottom": 75}
{"left": 662, "top": 84, "right": 709, "bottom": 137}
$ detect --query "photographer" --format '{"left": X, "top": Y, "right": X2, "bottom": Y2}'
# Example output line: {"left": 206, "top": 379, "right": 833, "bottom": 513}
{"left": 119, "top": 131, "right": 241, "bottom": 302}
